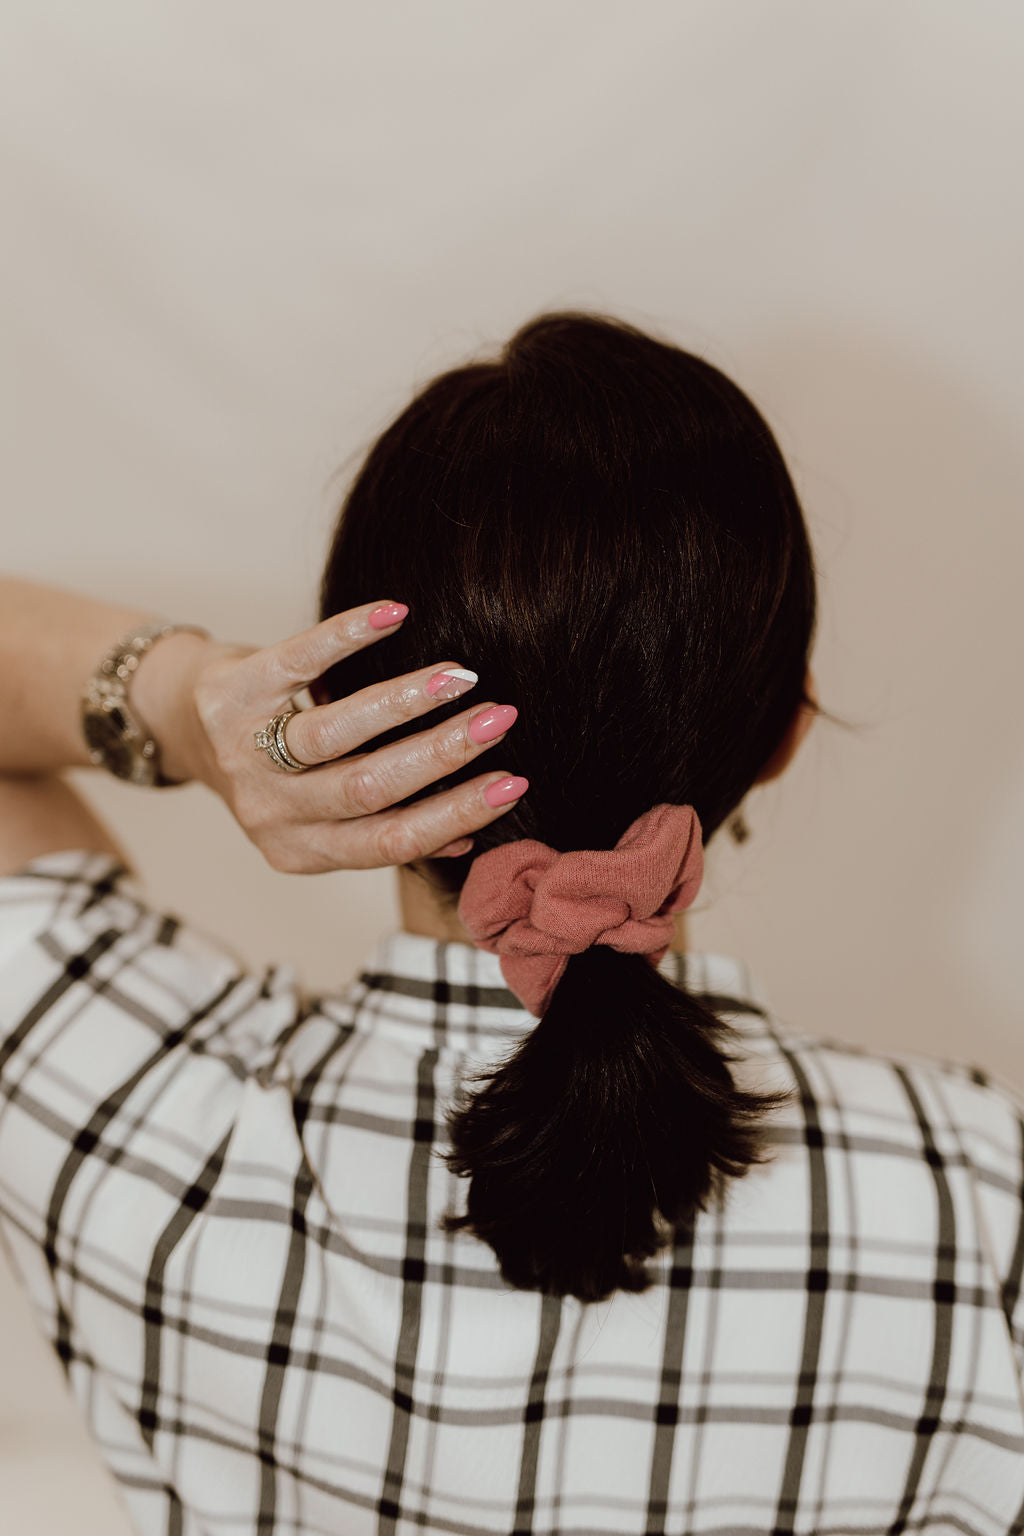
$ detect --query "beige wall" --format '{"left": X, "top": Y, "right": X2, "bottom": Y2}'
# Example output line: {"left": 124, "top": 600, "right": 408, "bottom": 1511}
{"left": 2, "top": 4, "right": 1023, "bottom": 1529}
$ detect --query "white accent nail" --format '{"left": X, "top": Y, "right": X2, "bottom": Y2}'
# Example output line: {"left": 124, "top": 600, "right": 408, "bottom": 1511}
{"left": 426, "top": 667, "right": 480, "bottom": 701}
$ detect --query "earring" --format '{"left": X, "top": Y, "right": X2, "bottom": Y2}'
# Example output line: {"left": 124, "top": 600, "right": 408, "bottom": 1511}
{"left": 728, "top": 810, "right": 751, "bottom": 844}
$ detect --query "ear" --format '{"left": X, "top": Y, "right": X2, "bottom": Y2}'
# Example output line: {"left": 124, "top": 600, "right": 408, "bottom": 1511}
{"left": 754, "top": 669, "right": 817, "bottom": 785}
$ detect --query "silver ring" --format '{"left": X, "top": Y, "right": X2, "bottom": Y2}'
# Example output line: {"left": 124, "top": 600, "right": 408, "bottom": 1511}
{"left": 253, "top": 711, "right": 309, "bottom": 773}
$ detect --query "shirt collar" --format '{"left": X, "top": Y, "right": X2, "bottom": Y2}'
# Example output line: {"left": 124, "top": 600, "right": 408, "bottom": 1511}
{"left": 345, "top": 930, "right": 771, "bottom": 1055}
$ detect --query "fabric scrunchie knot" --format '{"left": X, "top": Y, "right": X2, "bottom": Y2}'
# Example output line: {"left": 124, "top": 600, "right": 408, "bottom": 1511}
{"left": 457, "top": 803, "right": 704, "bottom": 1017}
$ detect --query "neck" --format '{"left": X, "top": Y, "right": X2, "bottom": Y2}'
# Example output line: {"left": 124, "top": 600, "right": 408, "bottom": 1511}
{"left": 395, "top": 866, "right": 689, "bottom": 952}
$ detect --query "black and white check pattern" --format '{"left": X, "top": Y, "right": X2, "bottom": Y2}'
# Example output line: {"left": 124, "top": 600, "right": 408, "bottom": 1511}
{"left": 1, "top": 850, "right": 1023, "bottom": 1536}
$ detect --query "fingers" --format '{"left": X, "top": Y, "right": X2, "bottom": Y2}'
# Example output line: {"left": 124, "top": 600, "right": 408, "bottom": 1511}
{"left": 292, "top": 700, "right": 520, "bottom": 820}
{"left": 310, "top": 770, "right": 531, "bottom": 870}
{"left": 284, "top": 660, "right": 482, "bottom": 767}
{"left": 251, "top": 600, "right": 411, "bottom": 703}
{"left": 238, "top": 602, "right": 534, "bottom": 873}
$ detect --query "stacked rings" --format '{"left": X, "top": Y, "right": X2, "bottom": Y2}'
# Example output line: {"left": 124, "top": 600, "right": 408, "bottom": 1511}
{"left": 253, "top": 711, "right": 309, "bottom": 773}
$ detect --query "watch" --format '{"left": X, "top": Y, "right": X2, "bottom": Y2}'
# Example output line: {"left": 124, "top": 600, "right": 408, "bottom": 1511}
{"left": 81, "top": 621, "right": 210, "bottom": 786}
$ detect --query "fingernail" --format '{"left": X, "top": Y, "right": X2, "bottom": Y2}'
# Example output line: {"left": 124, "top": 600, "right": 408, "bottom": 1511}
{"left": 436, "top": 836, "right": 475, "bottom": 857}
{"left": 484, "top": 775, "right": 529, "bottom": 808}
{"left": 468, "top": 704, "right": 518, "bottom": 743}
{"left": 426, "top": 667, "right": 478, "bottom": 701}
{"left": 368, "top": 601, "right": 409, "bottom": 630}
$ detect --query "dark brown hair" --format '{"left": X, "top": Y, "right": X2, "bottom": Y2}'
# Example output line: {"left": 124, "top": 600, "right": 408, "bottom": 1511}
{"left": 319, "top": 312, "right": 816, "bottom": 1302}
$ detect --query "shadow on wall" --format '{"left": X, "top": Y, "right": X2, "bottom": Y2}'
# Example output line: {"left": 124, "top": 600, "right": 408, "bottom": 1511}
{"left": 699, "top": 326, "right": 1024, "bottom": 1081}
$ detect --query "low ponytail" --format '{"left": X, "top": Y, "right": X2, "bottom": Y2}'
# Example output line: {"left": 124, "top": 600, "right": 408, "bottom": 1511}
{"left": 316, "top": 309, "right": 819, "bottom": 1300}
{"left": 440, "top": 946, "right": 787, "bottom": 1303}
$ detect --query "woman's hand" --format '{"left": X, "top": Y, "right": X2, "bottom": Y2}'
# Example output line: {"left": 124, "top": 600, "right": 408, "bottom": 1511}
{"left": 139, "top": 601, "right": 528, "bottom": 872}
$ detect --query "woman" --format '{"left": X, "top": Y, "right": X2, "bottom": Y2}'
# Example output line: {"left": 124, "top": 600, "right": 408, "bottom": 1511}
{"left": 0, "top": 313, "right": 1021, "bottom": 1534}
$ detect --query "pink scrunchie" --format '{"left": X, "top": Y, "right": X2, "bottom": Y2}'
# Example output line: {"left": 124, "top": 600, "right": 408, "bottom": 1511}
{"left": 457, "top": 803, "right": 704, "bottom": 1017}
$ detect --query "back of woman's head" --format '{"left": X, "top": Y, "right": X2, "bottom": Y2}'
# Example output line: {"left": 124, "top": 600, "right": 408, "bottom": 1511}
{"left": 319, "top": 311, "right": 816, "bottom": 1302}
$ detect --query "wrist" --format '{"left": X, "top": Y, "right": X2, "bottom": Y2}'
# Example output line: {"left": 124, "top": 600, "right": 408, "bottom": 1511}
{"left": 129, "top": 631, "right": 222, "bottom": 787}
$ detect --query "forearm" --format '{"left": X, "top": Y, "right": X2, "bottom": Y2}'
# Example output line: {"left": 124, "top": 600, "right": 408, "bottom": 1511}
{"left": 0, "top": 576, "right": 213, "bottom": 782}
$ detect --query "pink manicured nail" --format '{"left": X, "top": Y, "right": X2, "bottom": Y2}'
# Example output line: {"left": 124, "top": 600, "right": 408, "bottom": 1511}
{"left": 368, "top": 602, "right": 409, "bottom": 630}
{"left": 484, "top": 775, "right": 529, "bottom": 808}
{"left": 468, "top": 704, "right": 518, "bottom": 743}
{"left": 425, "top": 667, "right": 478, "bottom": 701}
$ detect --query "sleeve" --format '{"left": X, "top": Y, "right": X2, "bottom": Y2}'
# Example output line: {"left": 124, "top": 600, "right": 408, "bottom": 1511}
{"left": 0, "top": 847, "right": 302, "bottom": 1307}
{"left": 941, "top": 1062, "right": 1024, "bottom": 1379}
{"left": 981, "top": 1090, "right": 1024, "bottom": 1364}
{"left": 0, "top": 850, "right": 310, "bottom": 1530}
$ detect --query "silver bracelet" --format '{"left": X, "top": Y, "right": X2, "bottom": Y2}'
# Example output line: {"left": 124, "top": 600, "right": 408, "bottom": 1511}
{"left": 81, "top": 620, "right": 210, "bottom": 786}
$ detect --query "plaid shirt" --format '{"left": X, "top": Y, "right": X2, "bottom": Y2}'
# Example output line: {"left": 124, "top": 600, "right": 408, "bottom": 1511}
{"left": 1, "top": 850, "right": 1023, "bottom": 1536}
